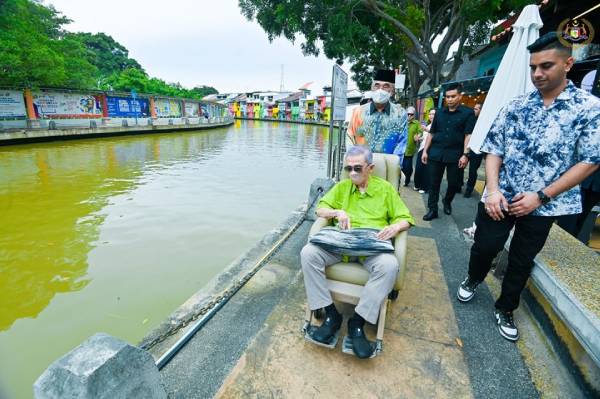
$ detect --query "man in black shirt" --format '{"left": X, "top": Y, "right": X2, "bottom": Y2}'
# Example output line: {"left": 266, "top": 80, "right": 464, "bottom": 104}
{"left": 422, "top": 84, "right": 476, "bottom": 220}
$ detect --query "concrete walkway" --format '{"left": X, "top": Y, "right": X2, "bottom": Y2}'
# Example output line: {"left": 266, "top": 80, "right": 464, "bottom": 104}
{"left": 158, "top": 186, "right": 561, "bottom": 398}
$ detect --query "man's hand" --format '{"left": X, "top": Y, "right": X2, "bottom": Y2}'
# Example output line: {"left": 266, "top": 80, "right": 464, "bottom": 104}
{"left": 421, "top": 151, "right": 428, "bottom": 165}
{"left": 484, "top": 191, "right": 509, "bottom": 221}
{"left": 458, "top": 155, "right": 469, "bottom": 169}
{"left": 508, "top": 192, "right": 541, "bottom": 217}
{"left": 336, "top": 210, "right": 351, "bottom": 230}
{"left": 376, "top": 221, "right": 409, "bottom": 240}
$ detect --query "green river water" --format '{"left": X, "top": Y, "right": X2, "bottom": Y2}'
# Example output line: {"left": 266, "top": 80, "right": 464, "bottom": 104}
{"left": 0, "top": 120, "right": 331, "bottom": 398}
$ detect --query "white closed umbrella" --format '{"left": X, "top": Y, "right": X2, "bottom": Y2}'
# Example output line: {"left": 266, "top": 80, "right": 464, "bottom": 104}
{"left": 469, "top": 4, "right": 543, "bottom": 153}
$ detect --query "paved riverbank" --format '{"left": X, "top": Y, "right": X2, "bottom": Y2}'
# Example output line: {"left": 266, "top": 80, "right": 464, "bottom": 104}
{"left": 153, "top": 185, "right": 594, "bottom": 398}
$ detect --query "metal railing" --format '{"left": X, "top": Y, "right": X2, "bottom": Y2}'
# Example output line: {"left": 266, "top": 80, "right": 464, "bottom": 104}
{"left": 326, "top": 120, "right": 347, "bottom": 182}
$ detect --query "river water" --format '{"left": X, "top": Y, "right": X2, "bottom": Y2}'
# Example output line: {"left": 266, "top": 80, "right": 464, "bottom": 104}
{"left": 0, "top": 120, "right": 331, "bottom": 398}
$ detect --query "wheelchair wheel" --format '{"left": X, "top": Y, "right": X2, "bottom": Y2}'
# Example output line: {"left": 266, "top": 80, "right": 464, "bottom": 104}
{"left": 388, "top": 290, "right": 399, "bottom": 300}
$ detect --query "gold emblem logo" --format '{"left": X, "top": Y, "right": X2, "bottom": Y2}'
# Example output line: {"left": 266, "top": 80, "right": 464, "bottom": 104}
{"left": 557, "top": 18, "right": 595, "bottom": 47}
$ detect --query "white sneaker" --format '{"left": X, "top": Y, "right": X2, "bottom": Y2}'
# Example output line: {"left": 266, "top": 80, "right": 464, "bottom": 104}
{"left": 457, "top": 277, "right": 479, "bottom": 302}
{"left": 494, "top": 309, "right": 519, "bottom": 341}
{"left": 418, "top": 190, "right": 425, "bottom": 194}
{"left": 463, "top": 223, "right": 477, "bottom": 239}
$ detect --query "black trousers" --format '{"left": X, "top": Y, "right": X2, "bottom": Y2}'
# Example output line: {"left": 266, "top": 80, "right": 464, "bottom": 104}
{"left": 414, "top": 150, "right": 429, "bottom": 191}
{"left": 468, "top": 202, "right": 555, "bottom": 311}
{"left": 401, "top": 155, "right": 414, "bottom": 185}
{"left": 466, "top": 152, "right": 483, "bottom": 192}
{"left": 427, "top": 159, "right": 461, "bottom": 210}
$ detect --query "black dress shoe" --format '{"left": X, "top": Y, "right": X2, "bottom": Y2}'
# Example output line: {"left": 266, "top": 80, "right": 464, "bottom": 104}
{"left": 443, "top": 201, "right": 452, "bottom": 215}
{"left": 311, "top": 310, "right": 342, "bottom": 344}
{"left": 423, "top": 210, "right": 438, "bottom": 221}
{"left": 347, "top": 321, "right": 374, "bottom": 359}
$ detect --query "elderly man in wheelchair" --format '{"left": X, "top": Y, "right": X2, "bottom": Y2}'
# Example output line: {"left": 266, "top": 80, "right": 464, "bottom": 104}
{"left": 301, "top": 145, "right": 414, "bottom": 359}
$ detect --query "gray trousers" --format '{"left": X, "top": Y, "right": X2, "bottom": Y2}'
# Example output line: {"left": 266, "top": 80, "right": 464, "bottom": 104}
{"left": 300, "top": 243, "right": 399, "bottom": 324}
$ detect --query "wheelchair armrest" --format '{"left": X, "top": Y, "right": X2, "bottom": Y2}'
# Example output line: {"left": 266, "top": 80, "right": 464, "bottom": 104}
{"left": 393, "top": 230, "right": 408, "bottom": 270}
{"left": 308, "top": 217, "right": 332, "bottom": 243}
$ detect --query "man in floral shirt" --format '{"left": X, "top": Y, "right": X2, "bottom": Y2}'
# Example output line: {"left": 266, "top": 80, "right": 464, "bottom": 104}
{"left": 456, "top": 32, "right": 600, "bottom": 341}
{"left": 347, "top": 69, "right": 408, "bottom": 163}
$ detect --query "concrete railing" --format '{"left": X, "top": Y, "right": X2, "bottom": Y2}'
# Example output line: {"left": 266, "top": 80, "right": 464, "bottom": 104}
{"left": 34, "top": 333, "right": 167, "bottom": 399}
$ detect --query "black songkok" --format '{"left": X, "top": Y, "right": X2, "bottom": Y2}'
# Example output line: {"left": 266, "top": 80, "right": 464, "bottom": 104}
{"left": 373, "top": 69, "right": 396, "bottom": 84}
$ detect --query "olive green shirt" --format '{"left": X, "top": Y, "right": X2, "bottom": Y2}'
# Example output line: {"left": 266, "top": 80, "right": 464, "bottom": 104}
{"left": 317, "top": 176, "right": 415, "bottom": 229}
{"left": 405, "top": 119, "right": 422, "bottom": 156}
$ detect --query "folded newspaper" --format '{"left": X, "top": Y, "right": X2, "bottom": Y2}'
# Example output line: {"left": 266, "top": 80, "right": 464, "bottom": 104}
{"left": 309, "top": 227, "right": 394, "bottom": 256}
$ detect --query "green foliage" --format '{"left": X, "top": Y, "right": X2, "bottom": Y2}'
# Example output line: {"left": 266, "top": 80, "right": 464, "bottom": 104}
{"left": 0, "top": 0, "right": 97, "bottom": 88}
{"left": 0, "top": 0, "right": 219, "bottom": 97}
{"left": 101, "top": 68, "right": 218, "bottom": 99}
{"left": 67, "top": 32, "right": 144, "bottom": 79}
{"left": 239, "top": 0, "right": 532, "bottom": 94}
{"left": 240, "top": 0, "right": 405, "bottom": 89}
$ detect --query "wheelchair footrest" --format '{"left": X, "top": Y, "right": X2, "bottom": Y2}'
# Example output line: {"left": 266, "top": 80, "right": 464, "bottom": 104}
{"left": 303, "top": 324, "right": 339, "bottom": 349}
{"left": 341, "top": 335, "right": 379, "bottom": 358}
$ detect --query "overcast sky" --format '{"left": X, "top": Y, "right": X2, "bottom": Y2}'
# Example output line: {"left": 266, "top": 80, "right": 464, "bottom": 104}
{"left": 47, "top": 0, "right": 355, "bottom": 95}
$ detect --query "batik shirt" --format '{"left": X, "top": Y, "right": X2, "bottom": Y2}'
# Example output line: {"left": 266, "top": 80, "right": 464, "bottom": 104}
{"left": 348, "top": 102, "right": 408, "bottom": 163}
{"left": 481, "top": 81, "right": 600, "bottom": 216}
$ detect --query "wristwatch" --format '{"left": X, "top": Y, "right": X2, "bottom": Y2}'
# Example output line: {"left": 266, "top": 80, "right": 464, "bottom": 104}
{"left": 537, "top": 190, "right": 551, "bottom": 205}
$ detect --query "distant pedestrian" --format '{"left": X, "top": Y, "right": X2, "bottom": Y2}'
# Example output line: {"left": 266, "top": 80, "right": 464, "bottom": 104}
{"left": 413, "top": 108, "right": 435, "bottom": 193}
{"left": 421, "top": 84, "right": 476, "bottom": 220}
{"left": 401, "top": 106, "right": 422, "bottom": 187}
{"left": 464, "top": 103, "right": 483, "bottom": 198}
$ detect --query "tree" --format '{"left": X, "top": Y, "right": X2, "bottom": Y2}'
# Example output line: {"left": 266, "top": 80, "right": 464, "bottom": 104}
{"left": 101, "top": 68, "right": 219, "bottom": 99}
{"left": 67, "top": 32, "right": 144, "bottom": 82}
{"left": 188, "top": 86, "right": 219, "bottom": 98}
{"left": 239, "top": 0, "right": 530, "bottom": 99}
{"left": 0, "top": 0, "right": 219, "bottom": 96}
{"left": 0, "top": 0, "right": 97, "bottom": 88}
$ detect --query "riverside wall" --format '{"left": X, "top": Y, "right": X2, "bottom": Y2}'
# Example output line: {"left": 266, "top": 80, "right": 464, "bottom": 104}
{"left": 0, "top": 87, "right": 232, "bottom": 145}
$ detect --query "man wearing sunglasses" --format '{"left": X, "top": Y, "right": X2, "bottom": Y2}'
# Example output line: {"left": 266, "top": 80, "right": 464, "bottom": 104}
{"left": 301, "top": 146, "right": 414, "bottom": 358}
{"left": 347, "top": 69, "right": 408, "bottom": 162}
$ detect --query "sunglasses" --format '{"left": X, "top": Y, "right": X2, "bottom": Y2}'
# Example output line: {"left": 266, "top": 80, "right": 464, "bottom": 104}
{"left": 344, "top": 165, "right": 367, "bottom": 173}
{"left": 407, "top": 113, "right": 414, "bottom": 116}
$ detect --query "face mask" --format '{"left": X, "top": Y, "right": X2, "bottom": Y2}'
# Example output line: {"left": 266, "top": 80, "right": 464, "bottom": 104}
{"left": 372, "top": 89, "right": 391, "bottom": 104}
